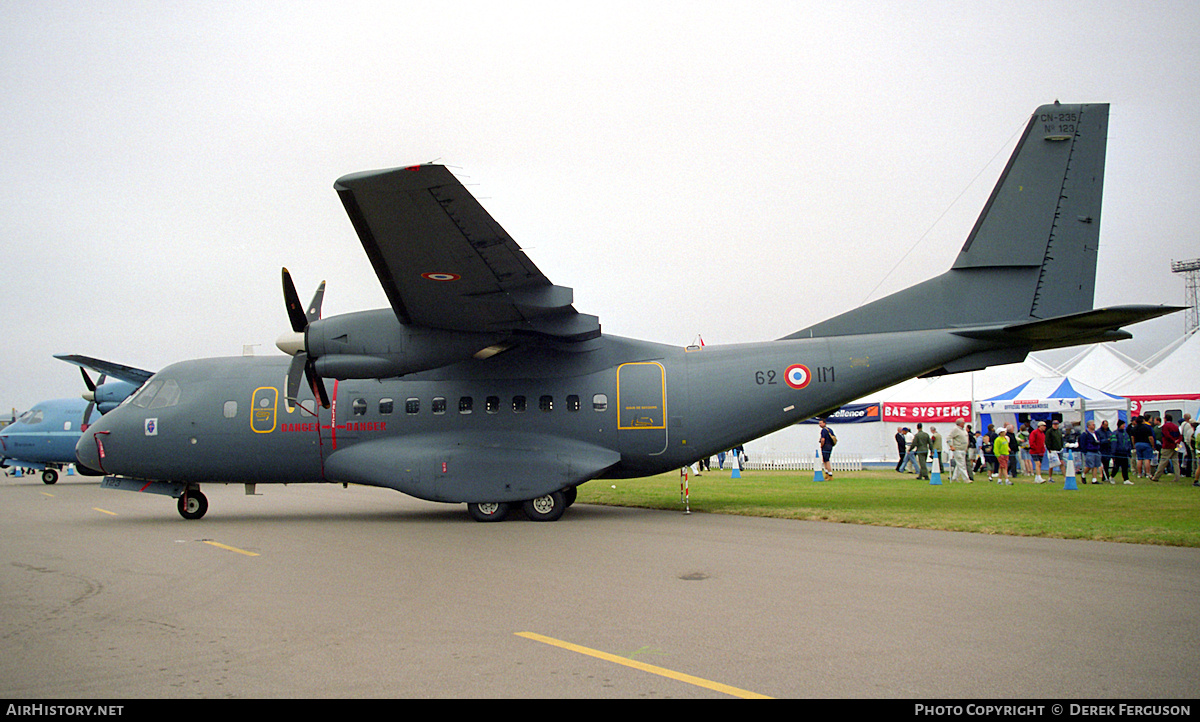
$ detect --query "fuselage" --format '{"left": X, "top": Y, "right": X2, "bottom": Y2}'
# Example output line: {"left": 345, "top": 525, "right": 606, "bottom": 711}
{"left": 76, "top": 328, "right": 985, "bottom": 502}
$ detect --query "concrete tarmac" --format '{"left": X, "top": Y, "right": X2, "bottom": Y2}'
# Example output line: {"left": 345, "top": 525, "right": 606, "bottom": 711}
{"left": 1, "top": 475, "right": 1197, "bottom": 699}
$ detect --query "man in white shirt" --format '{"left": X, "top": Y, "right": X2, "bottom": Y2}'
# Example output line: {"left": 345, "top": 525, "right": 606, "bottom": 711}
{"left": 946, "top": 418, "right": 972, "bottom": 483}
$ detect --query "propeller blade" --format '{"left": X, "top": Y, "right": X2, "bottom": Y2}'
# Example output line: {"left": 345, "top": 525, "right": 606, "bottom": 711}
{"left": 282, "top": 268, "right": 308, "bottom": 333}
{"left": 306, "top": 360, "right": 330, "bottom": 409}
{"left": 79, "top": 367, "right": 96, "bottom": 393}
{"left": 306, "top": 281, "right": 326, "bottom": 324}
{"left": 82, "top": 402, "right": 96, "bottom": 431}
{"left": 285, "top": 354, "right": 306, "bottom": 409}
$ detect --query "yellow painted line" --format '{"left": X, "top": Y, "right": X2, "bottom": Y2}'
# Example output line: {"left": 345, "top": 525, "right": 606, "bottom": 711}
{"left": 203, "top": 540, "right": 260, "bottom": 557}
{"left": 515, "top": 631, "right": 771, "bottom": 699}
{"left": 92, "top": 507, "right": 117, "bottom": 516}
{"left": 41, "top": 492, "right": 54, "bottom": 497}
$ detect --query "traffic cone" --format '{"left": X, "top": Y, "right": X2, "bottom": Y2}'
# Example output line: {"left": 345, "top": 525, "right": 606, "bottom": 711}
{"left": 930, "top": 454, "right": 942, "bottom": 485}
{"left": 731, "top": 452, "right": 741, "bottom": 479}
{"left": 1063, "top": 450, "right": 1078, "bottom": 490}
{"left": 814, "top": 448, "right": 824, "bottom": 481}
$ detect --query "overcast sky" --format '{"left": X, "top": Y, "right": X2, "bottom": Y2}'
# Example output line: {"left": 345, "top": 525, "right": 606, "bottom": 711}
{"left": 2, "top": 0, "right": 1198, "bottom": 413}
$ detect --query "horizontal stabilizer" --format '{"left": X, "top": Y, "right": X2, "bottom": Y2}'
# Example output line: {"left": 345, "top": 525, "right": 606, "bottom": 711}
{"left": 951, "top": 305, "right": 1184, "bottom": 347}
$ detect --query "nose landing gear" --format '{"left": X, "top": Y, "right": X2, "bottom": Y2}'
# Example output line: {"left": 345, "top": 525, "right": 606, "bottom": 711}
{"left": 177, "top": 489, "right": 208, "bottom": 520}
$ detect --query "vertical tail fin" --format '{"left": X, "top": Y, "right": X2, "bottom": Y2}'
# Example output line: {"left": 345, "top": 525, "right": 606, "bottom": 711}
{"left": 787, "top": 102, "right": 1110, "bottom": 339}
{"left": 951, "top": 102, "right": 1108, "bottom": 320}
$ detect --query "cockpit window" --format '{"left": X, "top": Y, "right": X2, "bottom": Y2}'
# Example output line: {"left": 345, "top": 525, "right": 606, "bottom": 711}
{"left": 133, "top": 379, "right": 182, "bottom": 409}
{"left": 148, "top": 380, "right": 181, "bottom": 409}
{"left": 17, "top": 410, "right": 43, "bottom": 425}
{"left": 132, "top": 380, "right": 162, "bottom": 408}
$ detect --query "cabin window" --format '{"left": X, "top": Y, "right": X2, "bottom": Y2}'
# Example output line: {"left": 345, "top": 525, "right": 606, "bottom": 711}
{"left": 567, "top": 394, "right": 580, "bottom": 412}
{"left": 223, "top": 401, "right": 238, "bottom": 418}
{"left": 486, "top": 396, "right": 500, "bottom": 414}
{"left": 512, "top": 395, "right": 527, "bottom": 413}
{"left": 352, "top": 398, "right": 367, "bottom": 416}
{"left": 380, "top": 398, "right": 394, "bottom": 415}
{"left": 63, "top": 421, "right": 72, "bottom": 431}
{"left": 405, "top": 398, "right": 420, "bottom": 415}
{"left": 593, "top": 393, "right": 608, "bottom": 412}
{"left": 432, "top": 397, "right": 447, "bottom": 415}
{"left": 459, "top": 397, "right": 473, "bottom": 414}
{"left": 539, "top": 395, "right": 553, "bottom": 412}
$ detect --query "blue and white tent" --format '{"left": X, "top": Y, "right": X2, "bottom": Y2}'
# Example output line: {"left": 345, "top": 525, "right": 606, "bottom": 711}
{"left": 976, "top": 376, "right": 1130, "bottom": 430}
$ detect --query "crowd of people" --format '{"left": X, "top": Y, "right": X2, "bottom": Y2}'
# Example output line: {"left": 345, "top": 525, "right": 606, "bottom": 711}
{"left": 894, "top": 413, "right": 1199, "bottom": 486}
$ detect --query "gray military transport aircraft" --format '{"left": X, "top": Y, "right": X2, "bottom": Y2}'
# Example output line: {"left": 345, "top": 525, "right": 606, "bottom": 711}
{"left": 76, "top": 102, "right": 1178, "bottom": 521}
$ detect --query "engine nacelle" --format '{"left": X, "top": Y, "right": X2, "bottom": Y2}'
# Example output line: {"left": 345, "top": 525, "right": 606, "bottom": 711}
{"left": 305, "top": 309, "right": 504, "bottom": 379}
{"left": 85, "top": 380, "right": 140, "bottom": 414}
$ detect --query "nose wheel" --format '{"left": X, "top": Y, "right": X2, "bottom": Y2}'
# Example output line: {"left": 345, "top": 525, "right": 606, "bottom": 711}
{"left": 177, "top": 489, "right": 208, "bottom": 520}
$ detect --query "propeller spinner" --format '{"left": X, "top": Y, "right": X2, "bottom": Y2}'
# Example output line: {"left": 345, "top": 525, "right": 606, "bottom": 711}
{"left": 277, "top": 268, "right": 329, "bottom": 409}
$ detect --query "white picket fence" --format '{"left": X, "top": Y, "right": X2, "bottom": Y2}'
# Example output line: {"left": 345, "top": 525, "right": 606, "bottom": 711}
{"left": 740, "top": 452, "right": 863, "bottom": 472}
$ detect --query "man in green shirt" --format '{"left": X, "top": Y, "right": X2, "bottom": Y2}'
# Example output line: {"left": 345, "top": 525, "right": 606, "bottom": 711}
{"left": 910, "top": 423, "right": 932, "bottom": 480}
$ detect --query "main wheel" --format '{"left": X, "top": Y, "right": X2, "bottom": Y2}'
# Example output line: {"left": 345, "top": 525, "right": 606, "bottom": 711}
{"left": 562, "top": 486, "right": 577, "bottom": 507}
{"left": 522, "top": 491, "right": 566, "bottom": 522}
{"left": 177, "top": 490, "right": 208, "bottom": 520}
{"left": 42, "top": 469, "right": 59, "bottom": 485}
{"left": 467, "top": 501, "right": 510, "bottom": 522}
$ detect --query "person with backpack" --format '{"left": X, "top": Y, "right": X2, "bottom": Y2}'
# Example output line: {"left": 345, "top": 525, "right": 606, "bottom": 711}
{"left": 818, "top": 418, "right": 837, "bottom": 479}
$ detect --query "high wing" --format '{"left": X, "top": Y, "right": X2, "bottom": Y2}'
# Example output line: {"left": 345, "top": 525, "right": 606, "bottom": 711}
{"left": 54, "top": 354, "right": 155, "bottom": 387}
{"left": 334, "top": 164, "right": 600, "bottom": 342}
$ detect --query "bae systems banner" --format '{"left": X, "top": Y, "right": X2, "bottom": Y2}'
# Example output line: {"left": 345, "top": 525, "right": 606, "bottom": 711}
{"left": 882, "top": 402, "right": 972, "bottom": 423}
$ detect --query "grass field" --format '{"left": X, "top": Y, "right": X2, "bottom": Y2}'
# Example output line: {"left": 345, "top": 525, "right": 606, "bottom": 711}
{"left": 575, "top": 467, "right": 1200, "bottom": 547}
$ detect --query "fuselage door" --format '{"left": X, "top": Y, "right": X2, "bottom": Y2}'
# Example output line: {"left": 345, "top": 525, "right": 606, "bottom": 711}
{"left": 616, "top": 361, "right": 667, "bottom": 456}
{"left": 251, "top": 387, "right": 279, "bottom": 434}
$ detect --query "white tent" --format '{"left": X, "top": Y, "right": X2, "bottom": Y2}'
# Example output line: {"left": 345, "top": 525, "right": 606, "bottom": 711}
{"left": 976, "top": 376, "right": 1130, "bottom": 430}
{"left": 1112, "top": 331, "right": 1200, "bottom": 420}
{"left": 1115, "top": 331, "right": 1199, "bottom": 397}
{"left": 1054, "top": 343, "right": 1145, "bottom": 390}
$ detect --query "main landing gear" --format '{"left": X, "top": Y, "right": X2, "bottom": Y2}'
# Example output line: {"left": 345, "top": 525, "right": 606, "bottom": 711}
{"left": 467, "top": 486, "right": 577, "bottom": 523}
{"left": 41, "top": 468, "right": 59, "bottom": 485}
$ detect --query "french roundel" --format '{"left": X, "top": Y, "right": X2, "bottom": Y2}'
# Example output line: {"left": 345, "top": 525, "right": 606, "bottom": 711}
{"left": 784, "top": 364, "right": 811, "bottom": 390}
{"left": 421, "top": 272, "right": 461, "bottom": 282}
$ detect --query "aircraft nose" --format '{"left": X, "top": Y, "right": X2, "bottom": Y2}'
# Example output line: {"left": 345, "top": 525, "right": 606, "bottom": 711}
{"left": 75, "top": 424, "right": 105, "bottom": 474}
